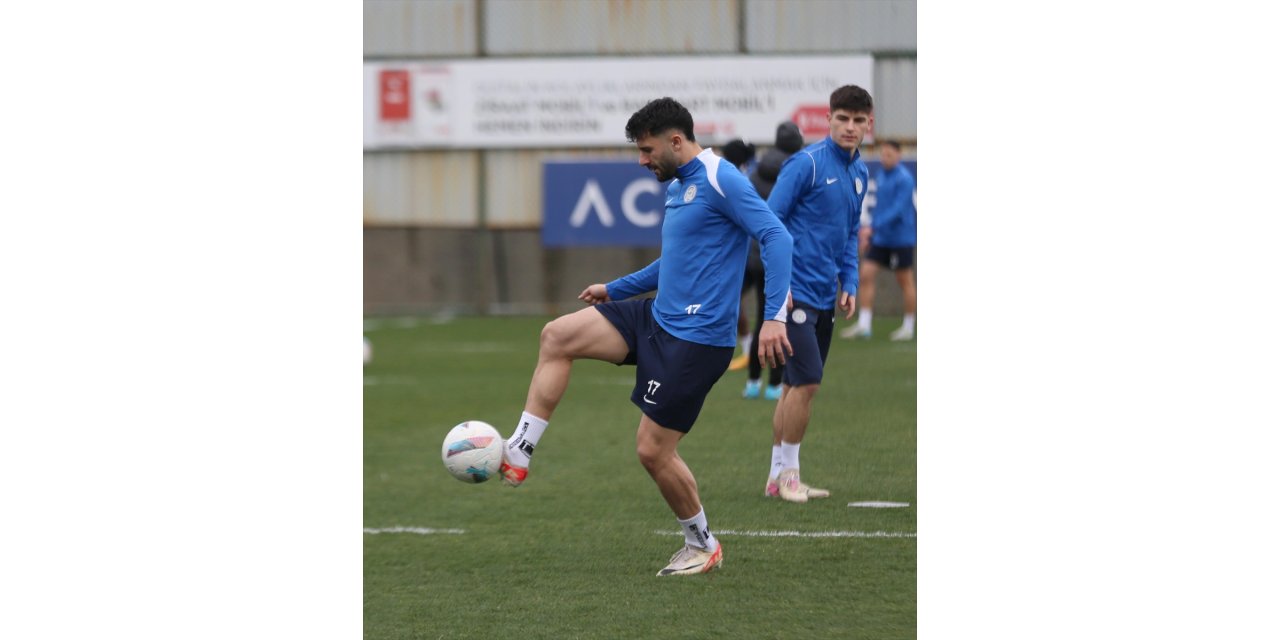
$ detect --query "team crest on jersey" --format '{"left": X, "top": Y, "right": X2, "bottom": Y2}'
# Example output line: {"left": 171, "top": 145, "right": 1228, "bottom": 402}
{"left": 855, "top": 177, "right": 864, "bottom": 195}
{"left": 683, "top": 184, "right": 697, "bottom": 202}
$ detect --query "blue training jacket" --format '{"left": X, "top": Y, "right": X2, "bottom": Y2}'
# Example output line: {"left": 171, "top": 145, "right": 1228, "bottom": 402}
{"left": 766, "top": 136, "right": 868, "bottom": 310}
{"left": 606, "top": 148, "right": 793, "bottom": 348}
{"left": 870, "top": 163, "right": 916, "bottom": 248}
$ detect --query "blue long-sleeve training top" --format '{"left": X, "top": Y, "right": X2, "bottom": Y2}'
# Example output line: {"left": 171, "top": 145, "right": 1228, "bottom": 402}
{"left": 766, "top": 136, "right": 868, "bottom": 309}
{"left": 870, "top": 163, "right": 916, "bottom": 248}
{"left": 606, "top": 148, "right": 793, "bottom": 348}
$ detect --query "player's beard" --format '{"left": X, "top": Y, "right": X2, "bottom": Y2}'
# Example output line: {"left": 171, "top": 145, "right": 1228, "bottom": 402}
{"left": 650, "top": 150, "right": 677, "bottom": 182}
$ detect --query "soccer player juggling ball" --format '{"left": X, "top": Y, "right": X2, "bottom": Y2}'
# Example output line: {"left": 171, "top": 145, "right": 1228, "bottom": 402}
{"left": 499, "top": 97, "right": 794, "bottom": 576}
{"left": 763, "top": 85, "right": 873, "bottom": 503}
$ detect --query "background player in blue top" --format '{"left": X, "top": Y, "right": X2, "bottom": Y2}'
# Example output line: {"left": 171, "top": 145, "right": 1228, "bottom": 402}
{"left": 845, "top": 139, "right": 918, "bottom": 341}
{"left": 498, "top": 97, "right": 794, "bottom": 576}
{"left": 762, "top": 85, "right": 873, "bottom": 504}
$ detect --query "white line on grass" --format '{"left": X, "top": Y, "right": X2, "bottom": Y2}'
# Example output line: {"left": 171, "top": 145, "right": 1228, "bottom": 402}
{"left": 364, "top": 376, "right": 416, "bottom": 386}
{"left": 848, "top": 501, "right": 911, "bottom": 508}
{"left": 653, "top": 529, "right": 915, "bottom": 539}
{"left": 364, "top": 527, "right": 466, "bottom": 535}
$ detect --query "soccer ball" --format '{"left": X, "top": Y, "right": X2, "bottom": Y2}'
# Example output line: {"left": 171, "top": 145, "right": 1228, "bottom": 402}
{"left": 441, "top": 421, "right": 504, "bottom": 483}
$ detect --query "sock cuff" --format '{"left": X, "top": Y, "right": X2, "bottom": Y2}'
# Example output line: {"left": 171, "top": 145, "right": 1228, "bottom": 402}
{"left": 676, "top": 508, "right": 704, "bottom": 527}
{"left": 520, "top": 411, "right": 549, "bottom": 429}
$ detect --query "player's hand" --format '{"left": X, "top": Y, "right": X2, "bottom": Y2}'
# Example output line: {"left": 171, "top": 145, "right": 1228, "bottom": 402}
{"left": 578, "top": 284, "right": 610, "bottom": 305}
{"left": 859, "top": 226, "right": 872, "bottom": 254}
{"left": 758, "top": 320, "right": 792, "bottom": 368}
{"left": 838, "top": 291, "right": 857, "bottom": 320}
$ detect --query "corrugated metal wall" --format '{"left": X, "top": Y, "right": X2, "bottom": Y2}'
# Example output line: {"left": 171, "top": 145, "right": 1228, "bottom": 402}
{"left": 744, "top": 0, "right": 916, "bottom": 52}
{"left": 873, "top": 56, "right": 917, "bottom": 140}
{"left": 363, "top": 0, "right": 477, "bottom": 57}
{"left": 484, "top": 0, "right": 739, "bottom": 55}
{"left": 363, "top": 151, "right": 480, "bottom": 226}
{"left": 365, "top": 0, "right": 915, "bottom": 314}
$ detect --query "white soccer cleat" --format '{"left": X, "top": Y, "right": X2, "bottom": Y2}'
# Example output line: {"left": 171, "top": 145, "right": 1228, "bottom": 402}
{"left": 774, "top": 469, "right": 831, "bottom": 502}
{"left": 802, "top": 482, "right": 831, "bottom": 499}
{"left": 657, "top": 542, "right": 723, "bottom": 576}
{"left": 840, "top": 325, "right": 872, "bottom": 339}
{"left": 776, "top": 469, "right": 809, "bottom": 504}
{"left": 889, "top": 326, "right": 914, "bottom": 341}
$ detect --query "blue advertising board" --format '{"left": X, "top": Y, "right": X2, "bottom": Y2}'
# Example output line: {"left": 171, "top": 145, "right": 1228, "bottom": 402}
{"left": 542, "top": 161, "right": 666, "bottom": 247}
{"left": 542, "top": 158, "right": 917, "bottom": 247}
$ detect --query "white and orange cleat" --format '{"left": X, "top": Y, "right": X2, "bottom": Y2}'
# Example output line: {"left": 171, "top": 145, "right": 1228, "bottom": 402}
{"left": 657, "top": 542, "right": 723, "bottom": 576}
{"left": 499, "top": 449, "right": 529, "bottom": 487}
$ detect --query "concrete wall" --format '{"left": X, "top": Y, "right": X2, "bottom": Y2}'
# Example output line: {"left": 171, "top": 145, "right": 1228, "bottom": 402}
{"left": 364, "top": 227, "right": 908, "bottom": 317}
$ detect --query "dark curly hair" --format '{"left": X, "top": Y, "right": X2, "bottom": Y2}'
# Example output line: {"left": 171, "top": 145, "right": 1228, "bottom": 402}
{"left": 830, "top": 85, "right": 873, "bottom": 114}
{"left": 625, "top": 97, "right": 696, "bottom": 143}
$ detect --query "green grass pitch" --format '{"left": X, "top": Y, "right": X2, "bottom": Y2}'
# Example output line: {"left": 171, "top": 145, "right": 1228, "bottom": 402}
{"left": 364, "top": 314, "right": 916, "bottom": 639}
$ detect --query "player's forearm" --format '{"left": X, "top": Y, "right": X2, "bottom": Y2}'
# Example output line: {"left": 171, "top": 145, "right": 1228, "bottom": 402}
{"left": 605, "top": 258, "right": 660, "bottom": 300}
{"left": 758, "top": 226, "right": 793, "bottom": 321}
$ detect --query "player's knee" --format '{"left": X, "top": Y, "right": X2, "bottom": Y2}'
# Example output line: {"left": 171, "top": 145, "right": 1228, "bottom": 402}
{"left": 539, "top": 318, "right": 573, "bottom": 357}
{"left": 790, "top": 383, "right": 820, "bottom": 402}
{"left": 636, "top": 441, "right": 666, "bottom": 471}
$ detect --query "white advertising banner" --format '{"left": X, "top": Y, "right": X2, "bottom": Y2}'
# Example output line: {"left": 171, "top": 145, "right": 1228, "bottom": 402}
{"left": 364, "top": 55, "right": 874, "bottom": 149}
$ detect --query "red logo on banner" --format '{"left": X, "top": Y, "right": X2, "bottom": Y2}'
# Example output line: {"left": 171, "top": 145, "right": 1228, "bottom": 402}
{"left": 380, "top": 70, "right": 410, "bottom": 122}
{"left": 791, "top": 105, "right": 829, "bottom": 138}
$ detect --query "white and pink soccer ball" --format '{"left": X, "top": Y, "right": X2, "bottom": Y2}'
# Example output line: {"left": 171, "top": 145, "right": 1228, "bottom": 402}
{"left": 441, "top": 421, "right": 504, "bottom": 483}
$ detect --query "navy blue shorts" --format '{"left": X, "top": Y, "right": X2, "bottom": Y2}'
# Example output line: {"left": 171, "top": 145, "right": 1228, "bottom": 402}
{"left": 782, "top": 303, "right": 835, "bottom": 387}
{"left": 867, "top": 244, "right": 915, "bottom": 270}
{"left": 594, "top": 298, "right": 734, "bottom": 433}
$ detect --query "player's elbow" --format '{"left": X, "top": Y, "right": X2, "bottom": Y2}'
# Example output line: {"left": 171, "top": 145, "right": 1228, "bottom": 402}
{"left": 762, "top": 225, "right": 793, "bottom": 250}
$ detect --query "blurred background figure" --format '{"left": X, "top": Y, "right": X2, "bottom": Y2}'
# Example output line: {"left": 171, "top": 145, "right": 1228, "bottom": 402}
{"left": 843, "top": 139, "right": 917, "bottom": 341}
{"left": 743, "top": 122, "right": 804, "bottom": 399}
{"left": 721, "top": 138, "right": 761, "bottom": 373}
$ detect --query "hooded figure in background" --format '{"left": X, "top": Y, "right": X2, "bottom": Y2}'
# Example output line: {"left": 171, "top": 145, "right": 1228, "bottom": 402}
{"left": 749, "top": 121, "right": 805, "bottom": 200}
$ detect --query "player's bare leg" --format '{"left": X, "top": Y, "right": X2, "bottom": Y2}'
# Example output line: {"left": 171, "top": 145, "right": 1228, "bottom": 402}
{"left": 768, "top": 383, "right": 830, "bottom": 502}
{"left": 637, "top": 415, "right": 723, "bottom": 576}
{"left": 524, "top": 306, "right": 628, "bottom": 418}
{"left": 890, "top": 267, "right": 916, "bottom": 341}
{"left": 637, "top": 415, "right": 700, "bottom": 518}
{"left": 502, "top": 307, "right": 629, "bottom": 486}
{"left": 843, "top": 260, "right": 880, "bottom": 338}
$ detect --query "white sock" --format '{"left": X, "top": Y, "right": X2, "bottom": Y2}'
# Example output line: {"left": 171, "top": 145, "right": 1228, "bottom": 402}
{"left": 677, "top": 508, "right": 718, "bottom": 550}
{"left": 780, "top": 441, "right": 801, "bottom": 472}
{"left": 857, "top": 309, "right": 873, "bottom": 331}
{"left": 739, "top": 334, "right": 752, "bottom": 354}
{"left": 902, "top": 313, "right": 915, "bottom": 332}
{"left": 769, "top": 445, "right": 783, "bottom": 479}
{"left": 505, "top": 411, "right": 548, "bottom": 467}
